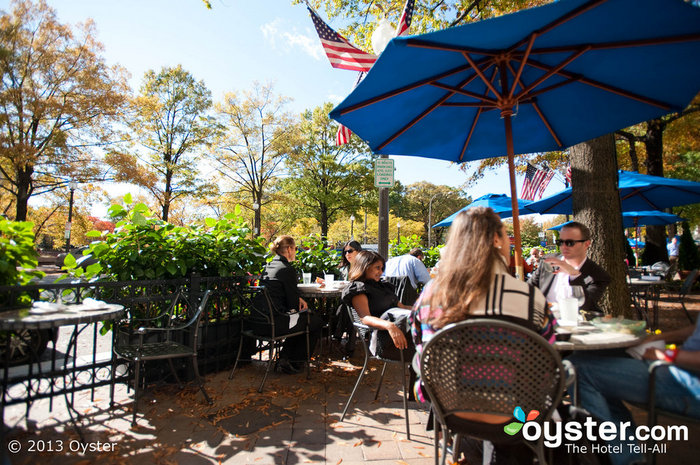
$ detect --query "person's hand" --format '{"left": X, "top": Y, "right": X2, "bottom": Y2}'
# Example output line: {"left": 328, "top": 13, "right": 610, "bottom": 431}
{"left": 388, "top": 323, "right": 408, "bottom": 349}
{"left": 299, "top": 298, "right": 308, "bottom": 311}
{"left": 544, "top": 257, "right": 577, "bottom": 275}
{"left": 642, "top": 347, "right": 666, "bottom": 361}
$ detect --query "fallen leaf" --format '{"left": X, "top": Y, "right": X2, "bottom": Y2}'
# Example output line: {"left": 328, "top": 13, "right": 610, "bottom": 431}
{"left": 353, "top": 440, "right": 363, "bottom": 447}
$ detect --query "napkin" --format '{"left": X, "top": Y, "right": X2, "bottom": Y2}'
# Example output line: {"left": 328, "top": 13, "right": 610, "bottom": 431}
{"left": 626, "top": 340, "right": 665, "bottom": 360}
{"left": 570, "top": 332, "right": 639, "bottom": 345}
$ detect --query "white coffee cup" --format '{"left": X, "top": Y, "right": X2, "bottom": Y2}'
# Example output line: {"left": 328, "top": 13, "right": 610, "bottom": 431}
{"left": 559, "top": 297, "right": 579, "bottom": 326}
{"left": 302, "top": 273, "right": 312, "bottom": 285}
{"left": 324, "top": 273, "right": 335, "bottom": 288}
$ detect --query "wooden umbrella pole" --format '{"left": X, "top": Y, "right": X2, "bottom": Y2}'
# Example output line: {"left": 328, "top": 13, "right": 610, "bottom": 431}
{"left": 504, "top": 114, "right": 524, "bottom": 280}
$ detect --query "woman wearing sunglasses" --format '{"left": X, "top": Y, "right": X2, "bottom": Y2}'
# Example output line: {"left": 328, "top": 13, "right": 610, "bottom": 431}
{"left": 528, "top": 221, "right": 611, "bottom": 315}
{"left": 338, "top": 240, "right": 362, "bottom": 280}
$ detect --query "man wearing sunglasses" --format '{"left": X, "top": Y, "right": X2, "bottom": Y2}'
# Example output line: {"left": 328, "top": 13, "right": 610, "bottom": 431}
{"left": 528, "top": 221, "right": 611, "bottom": 314}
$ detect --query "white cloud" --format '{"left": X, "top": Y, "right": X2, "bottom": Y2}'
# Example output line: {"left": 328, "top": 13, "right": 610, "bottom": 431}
{"left": 327, "top": 93, "right": 344, "bottom": 103}
{"left": 260, "top": 19, "right": 323, "bottom": 61}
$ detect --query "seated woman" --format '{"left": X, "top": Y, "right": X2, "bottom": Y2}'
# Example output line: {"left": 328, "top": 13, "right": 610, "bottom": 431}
{"left": 341, "top": 250, "right": 414, "bottom": 357}
{"left": 338, "top": 240, "right": 362, "bottom": 280}
{"left": 253, "top": 235, "right": 322, "bottom": 374}
{"left": 411, "top": 207, "right": 556, "bottom": 458}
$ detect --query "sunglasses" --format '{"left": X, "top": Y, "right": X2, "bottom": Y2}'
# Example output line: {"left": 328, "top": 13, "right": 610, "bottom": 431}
{"left": 555, "top": 239, "right": 587, "bottom": 247}
{"left": 343, "top": 249, "right": 357, "bottom": 255}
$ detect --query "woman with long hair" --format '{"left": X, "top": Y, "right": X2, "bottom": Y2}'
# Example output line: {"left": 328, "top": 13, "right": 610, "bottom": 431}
{"left": 338, "top": 240, "right": 362, "bottom": 280}
{"left": 342, "top": 250, "right": 413, "bottom": 352}
{"left": 410, "top": 207, "right": 556, "bottom": 464}
{"left": 253, "top": 235, "right": 322, "bottom": 374}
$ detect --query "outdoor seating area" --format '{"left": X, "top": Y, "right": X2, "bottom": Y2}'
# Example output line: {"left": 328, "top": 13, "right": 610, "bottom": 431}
{"left": 0, "top": 288, "right": 698, "bottom": 464}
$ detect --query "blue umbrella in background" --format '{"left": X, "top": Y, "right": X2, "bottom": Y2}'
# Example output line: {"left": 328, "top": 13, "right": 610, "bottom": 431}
{"left": 330, "top": 0, "right": 700, "bottom": 276}
{"left": 432, "top": 194, "right": 532, "bottom": 228}
{"left": 524, "top": 171, "right": 700, "bottom": 215}
{"left": 547, "top": 210, "right": 685, "bottom": 229}
{"left": 628, "top": 238, "right": 645, "bottom": 249}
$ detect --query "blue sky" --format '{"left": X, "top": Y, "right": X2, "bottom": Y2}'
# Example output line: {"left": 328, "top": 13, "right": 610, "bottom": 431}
{"left": 42, "top": 0, "right": 564, "bottom": 206}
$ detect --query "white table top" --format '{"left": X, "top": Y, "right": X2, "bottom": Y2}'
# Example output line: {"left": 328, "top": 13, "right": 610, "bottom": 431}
{"left": 555, "top": 322, "right": 645, "bottom": 351}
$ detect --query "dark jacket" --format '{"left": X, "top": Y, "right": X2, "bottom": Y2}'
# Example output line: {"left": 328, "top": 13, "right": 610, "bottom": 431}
{"left": 259, "top": 254, "right": 300, "bottom": 313}
{"left": 528, "top": 257, "right": 611, "bottom": 312}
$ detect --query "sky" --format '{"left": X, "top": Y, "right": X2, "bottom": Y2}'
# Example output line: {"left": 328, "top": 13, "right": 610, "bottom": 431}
{"left": 35, "top": 0, "right": 565, "bottom": 217}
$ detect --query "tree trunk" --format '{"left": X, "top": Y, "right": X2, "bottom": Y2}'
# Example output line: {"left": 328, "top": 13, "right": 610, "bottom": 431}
{"left": 642, "top": 118, "right": 669, "bottom": 265}
{"left": 320, "top": 203, "right": 329, "bottom": 239}
{"left": 570, "top": 134, "right": 632, "bottom": 318}
{"left": 15, "top": 165, "right": 34, "bottom": 221}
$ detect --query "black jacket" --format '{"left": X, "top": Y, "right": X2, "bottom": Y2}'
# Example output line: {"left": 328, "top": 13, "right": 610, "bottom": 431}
{"left": 528, "top": 257, "right": 611, "bottom": 312}
{"left": 259, "top": 254, "right": 300, "bottom": 313}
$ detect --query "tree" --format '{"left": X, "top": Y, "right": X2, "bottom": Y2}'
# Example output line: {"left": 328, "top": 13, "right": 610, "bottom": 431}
{"left": 570, "top": 134, "right": 631, "bottom": 317}
{"left": 283, "top": 102, "right": 374, "bottom": 238}
{"left": 679, "top": 221, "right": 700, "bottom": 272}
{"left": 401, "top": 182, "right": 470, "bottom": 247}
{"left": 212, "top": 82, "right": 296, "bottom": 236}
{"left": 115, "top": 65, "right": 218, "bottom": 222}
{"left": 0, "top": 0, "right": 129, "bottom": 220}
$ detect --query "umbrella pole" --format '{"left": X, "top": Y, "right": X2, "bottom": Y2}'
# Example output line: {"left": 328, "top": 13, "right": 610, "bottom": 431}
{"left": 504, "top": 113, "right": 524, "bottom": 280}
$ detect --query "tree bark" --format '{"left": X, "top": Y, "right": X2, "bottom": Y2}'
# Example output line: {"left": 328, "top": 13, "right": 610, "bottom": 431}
{"left": 15, "top": 165, "right": 34, "bottom": 221}
{"left": 642, "top": 118, "right": 669, "bottom": 265}
{"left": 570, "top": 134, "right": 632, "bottom": 317}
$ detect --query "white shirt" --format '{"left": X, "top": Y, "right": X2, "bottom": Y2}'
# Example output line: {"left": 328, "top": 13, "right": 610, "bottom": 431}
{"left": 546, "top": 257, "right": 587, "bottom": 303}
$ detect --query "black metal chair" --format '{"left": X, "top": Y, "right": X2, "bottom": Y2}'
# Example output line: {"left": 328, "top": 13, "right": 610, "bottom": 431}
{"left": 228, "top": 285, "right": 310, "bottom": 392}
{"left": 420, "top": 319, "right": 566, "bottom": 465}
{"left": 111, "top": 289, "right": 213, "bottom": 426}
{"left": 642, "top": 360, "right": 700, "bottom": 464}
{"left": 661, "top": 269, "right": 698, "bottom": 323}
{"left": 384, "top": 275, "right": 419, "bottom": 306}
{"left": 339, "top": 305, "right": 411, "bottom": 439}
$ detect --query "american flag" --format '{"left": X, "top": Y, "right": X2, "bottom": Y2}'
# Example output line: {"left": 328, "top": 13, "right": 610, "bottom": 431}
{"left": 395, "top": 0, "right": 415, "bottom": 36}
{"left": 307, "top": 7, "right": 377, "bottom": 72}
{"left": 521, "top": 163, "right": 554, "bottom": 201}
{"left": 336, "top": 124, "right": 352, "bottom": 145}
{"left": 565, "top": 164, "right": 572, "bottom": 186}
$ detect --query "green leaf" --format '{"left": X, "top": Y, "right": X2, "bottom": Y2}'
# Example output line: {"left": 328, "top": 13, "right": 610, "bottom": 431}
{"left": 86, "top": 230, "right": 102, "bottom": 238}
{"left": 205, "top": 217, "right": 217, "bottom": 228}
{"left": 132, "top": 212, "right": 147, "bottom": 226}
{"left": 123, "top": 193, "right": 133, "bottom": 204}
{"left": 63, "top": 253, "right": 77, "bottom": 268}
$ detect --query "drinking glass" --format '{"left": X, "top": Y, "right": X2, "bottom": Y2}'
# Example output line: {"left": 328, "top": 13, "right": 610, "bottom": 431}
{"left": 570, "top": 285, "right": 585, "bottom": 309}
{"left": 302, "top": 273, "right": 312, "bottom": 285}
{"left": 324, "top": 273, "right": 335, "bottom": 288}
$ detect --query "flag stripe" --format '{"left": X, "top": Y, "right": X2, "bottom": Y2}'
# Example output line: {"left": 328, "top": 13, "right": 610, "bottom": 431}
{"left": 309, "top": 7, "right": 377, "bottom": 72}
{"left": 521, "top": 163, "right": 554, "bottom": 201}
{"left": 336, "top": 125, "right": 352, "bottom": 145}
{"left": 396, "top": 0, "right": 414, "bottom": 36}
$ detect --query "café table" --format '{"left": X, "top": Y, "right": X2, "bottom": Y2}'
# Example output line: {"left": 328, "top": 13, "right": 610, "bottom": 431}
{"left": 297, "top": 283, "right": 347, "bottom": 353}
{"left": 0, "top": 302, "right": 124, "bottom": 440}
{"left": 554, "top": 322, "right": 646, "bottom": 351}
{"left": 628, "top": 277, "right": 665, "bottom": 330}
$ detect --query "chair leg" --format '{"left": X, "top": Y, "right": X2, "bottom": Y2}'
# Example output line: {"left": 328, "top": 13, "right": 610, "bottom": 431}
{"left": 132, "top": 360, "right": 141, "bottom": 426}
{"left": 681, "top": 301, "right": 694, "bottom": 323}
{"left": 374, "top": 362, "right": 388, "bottom": 400}
{"left": 401, "top": 352, "right": 410, "bottom": 440}
{"left": 305, "top": 326, "right": 311, "bottom": 379}
{"left": 341, "top": 334, "right": 370, "bottom": 421}
{"left": 258, "top": 339, "right": 275, "bottom": 393}
{"left": 228, "top": 334, "right": 245, "bottom": 380}
{"left": 191, "top": 355, "right": 213, "bottom": 405}
{"left": 167, "top": 358, "right": 183, "bottom": 388}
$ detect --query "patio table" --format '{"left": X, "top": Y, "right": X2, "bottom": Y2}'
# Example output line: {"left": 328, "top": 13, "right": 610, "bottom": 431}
{"left": 0, "top": 302, "right": 124, "bottom": 440}
{"left": 554, "top": 322, "right": 645, "bottom": 351}
{"left": 629, "top": 278, "right": 665, "bottom": 330}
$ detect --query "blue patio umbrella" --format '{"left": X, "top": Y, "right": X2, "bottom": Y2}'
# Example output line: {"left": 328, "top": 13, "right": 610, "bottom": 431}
{"left": 524, "top": 171, "right": 700, "bottom": 214}
{"left": 627, "top": 238, "right": 645, "bottom": 249}
{"left": 547, "top": 210, "right": 685, "bottom": 230}
{"left": 432, "top": 194, "right": 532, "bottom": 228}
{"left": 330, "top": 0, "right": 700, "bottom": 275}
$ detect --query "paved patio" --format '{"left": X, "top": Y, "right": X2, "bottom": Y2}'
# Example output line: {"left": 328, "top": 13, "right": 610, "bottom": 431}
{"left": 3, "top": 290, "right": 700, "bottom": 465}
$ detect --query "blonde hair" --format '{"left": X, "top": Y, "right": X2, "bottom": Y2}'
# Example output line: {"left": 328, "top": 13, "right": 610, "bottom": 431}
{"left": 429, "top": 207, "right": 504, "bottom": 328}
{"left": 270, "top": 235, "right": 295, "bottom": 255}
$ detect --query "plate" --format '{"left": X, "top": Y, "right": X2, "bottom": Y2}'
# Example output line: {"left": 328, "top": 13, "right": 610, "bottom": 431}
{"left": 591, "top": 317, "right": 646, "bottom": 335}
{"left": 29, "top": 302, "right": 69, "bottom": 314}
{"left": 297, "top": 283, "right": 320, "bottom": 289}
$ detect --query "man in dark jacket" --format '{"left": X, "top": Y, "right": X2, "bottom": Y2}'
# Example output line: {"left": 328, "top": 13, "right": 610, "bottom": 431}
{"left": 528, "top": 221, "right": 610, "bottom": 314}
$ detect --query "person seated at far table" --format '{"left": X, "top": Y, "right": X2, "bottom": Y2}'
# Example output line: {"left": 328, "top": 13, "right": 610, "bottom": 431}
{"left": 528, "top": 221, "right": 610, "bottom": 316}
{"left": 338, "top": 240, "right": 362, "bottom": 280}
{"left": 384, "top": 247, "right": 431, "bottom": 291}
{"left": 341, "top": 250, "right": 414, "bottom": 357}
{"left": 568, "top": 322, "right": 700, "bottom": 465}
{"left": 411, "top": 207, "right": 557, "bottom": 465}
{"left": 254, "top": 235, "right": 323, "bottom": 374}
{"left": 526, "top": 247, "right": 542, "bottom": 271}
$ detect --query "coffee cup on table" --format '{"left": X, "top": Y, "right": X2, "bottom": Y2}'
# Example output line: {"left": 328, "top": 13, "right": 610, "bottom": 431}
{"left": 324, "top": 273, "right": 335, "bottom": 288}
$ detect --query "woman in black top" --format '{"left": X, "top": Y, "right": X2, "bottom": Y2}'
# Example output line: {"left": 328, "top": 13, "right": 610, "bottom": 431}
{"left": 341, "top": 251, "right": 413, "bottom": 351}
{"left": 255, "top": 235, "right": 322, "bottom": 374}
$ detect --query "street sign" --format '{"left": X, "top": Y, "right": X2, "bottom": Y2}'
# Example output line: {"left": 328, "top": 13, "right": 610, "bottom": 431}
{"left": 374, "top": 158, "right": 394, "bottom": 188}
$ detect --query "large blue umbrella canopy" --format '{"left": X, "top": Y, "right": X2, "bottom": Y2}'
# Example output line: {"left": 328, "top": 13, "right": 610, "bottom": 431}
{"left": 432, "top": 194, "right": 532, "bottom": 228}
{"left": 330, "top": 0, "right": 700, "bottom": 270}
{"left": 547, "top": 210, "right": 685, "bottom": 230}
{"left": 524, "top": 171, "right": 700, "bottom": 214}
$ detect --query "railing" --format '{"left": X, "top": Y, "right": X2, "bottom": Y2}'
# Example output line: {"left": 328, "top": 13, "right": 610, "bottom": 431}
{"left": 0, "top": 274, "right": 256, "bottom": 411}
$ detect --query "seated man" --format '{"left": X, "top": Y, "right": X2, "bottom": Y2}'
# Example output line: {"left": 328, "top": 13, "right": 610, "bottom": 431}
{"left": 528, "top": 221, "right": 610, "bottom": 314}
{"left": 526, "top": 247, "right": 542, "bottom": 270}
{"left": 384, "top": 247, "right": 431, "bottom": 291}
{"left": 568, "top": 322, "right": 700, "bottom": 465}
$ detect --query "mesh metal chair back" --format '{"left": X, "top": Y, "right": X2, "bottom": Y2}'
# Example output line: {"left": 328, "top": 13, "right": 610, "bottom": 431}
{"left": 383, "top": 275, "right": 419, "bottom": 306}
{"left": 420, "top": 318, "right": 565, "bottom": 465}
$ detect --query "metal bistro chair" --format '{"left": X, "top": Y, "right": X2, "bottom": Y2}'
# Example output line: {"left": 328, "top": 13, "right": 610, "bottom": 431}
{"left": 340, "top": 305, "right": 412, "bottom": 439}
{"left": 642, "top": 360, "right": 700, "bottom": 465}
{"left": 111, "top": 289, "right": 213, "bottom": 426}
{"left": 228, "top": 285, "right": 310, "bottom": 392}
{"left": 420, "top": 319, "right": 566, "bottom": 465}
{"left": 661, "top": 269, "right": 698, "bottom": 324}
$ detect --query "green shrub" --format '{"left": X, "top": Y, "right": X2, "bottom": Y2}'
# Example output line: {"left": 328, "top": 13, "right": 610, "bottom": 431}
{"left": 0, "top": 219, "right": 43, "bottom": 286}
{"left": 61, "top": 195, "right": 267, "bottom": 281}
{"left": 293, "top": 235, "right": 340, "bottom": 279}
